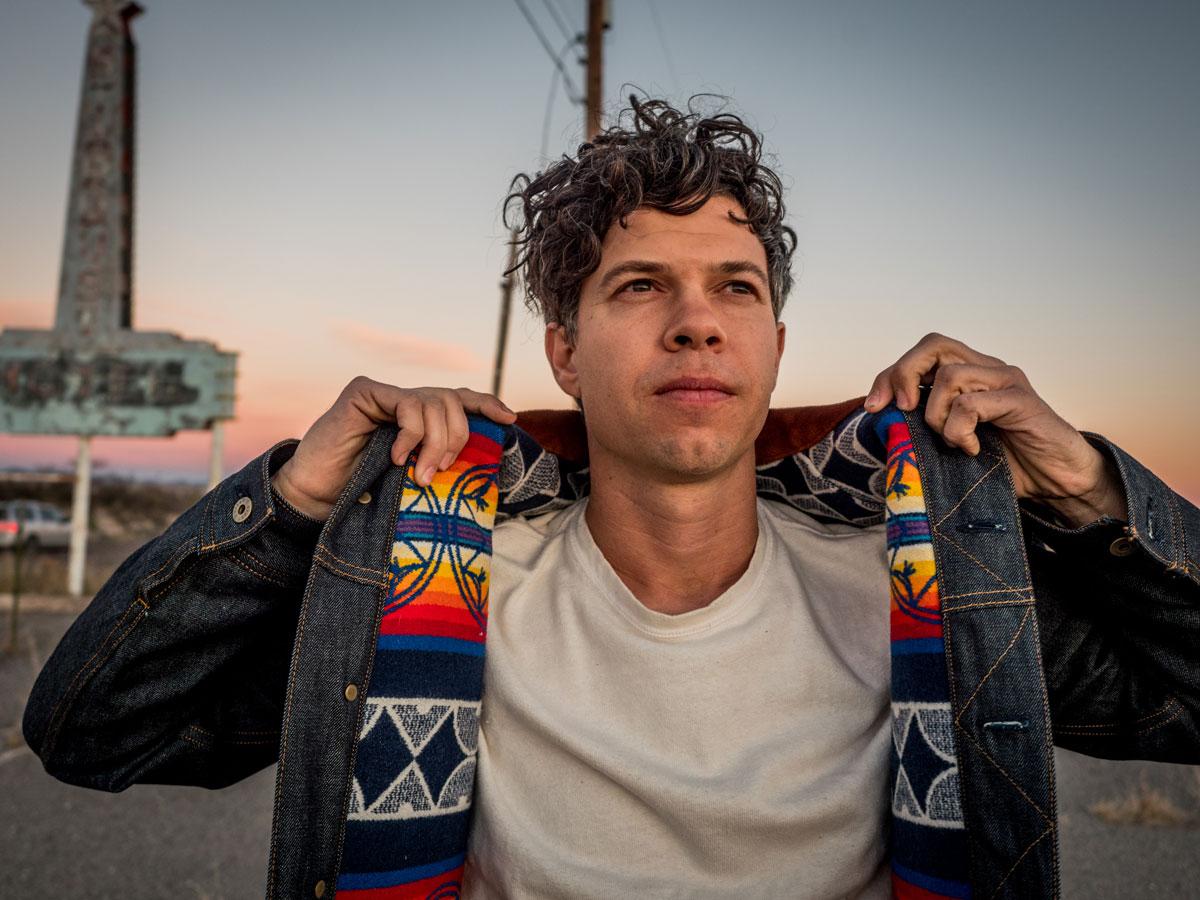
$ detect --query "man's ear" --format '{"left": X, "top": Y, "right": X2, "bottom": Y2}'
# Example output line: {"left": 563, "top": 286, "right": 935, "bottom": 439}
{"left": 545, "top": 323, "right": 582, "bottom": 399}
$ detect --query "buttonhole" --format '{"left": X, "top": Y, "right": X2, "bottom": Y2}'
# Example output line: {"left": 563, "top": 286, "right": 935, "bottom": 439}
{"left": 983, "top": 720, "right": 1029, "bottom": 731}
{"left": 960, "top": 520, "right": 1008, "bottom": 533}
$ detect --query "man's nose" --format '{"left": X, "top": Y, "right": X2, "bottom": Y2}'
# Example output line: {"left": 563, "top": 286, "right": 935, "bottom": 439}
{"left": 664, "top": 287, "right": 727, "bottom": 350}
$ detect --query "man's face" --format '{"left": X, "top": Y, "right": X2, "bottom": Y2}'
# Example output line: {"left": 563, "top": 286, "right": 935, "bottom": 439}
{"left": 545, "top": 196, "right": 786, "bottom": 483}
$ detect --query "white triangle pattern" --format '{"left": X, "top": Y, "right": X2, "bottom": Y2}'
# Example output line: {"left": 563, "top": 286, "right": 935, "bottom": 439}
{"left": 349, "top": 698, "right": 481, "bottom": 821}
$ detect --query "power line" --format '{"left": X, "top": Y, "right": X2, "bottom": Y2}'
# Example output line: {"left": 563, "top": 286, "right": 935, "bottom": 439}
{"left": 646, "top": 0, "right": 681, "bottom": 96}
{"left": 539, "top": 0, "right": 575, "bottom": 46}
{"left": 511, "top": 0, "right": 583, "bottom": 104}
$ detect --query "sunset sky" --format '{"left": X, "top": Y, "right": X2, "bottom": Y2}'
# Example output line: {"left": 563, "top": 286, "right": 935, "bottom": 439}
{"left": 2, "top": 0, "right": 1197, "bottom": 505}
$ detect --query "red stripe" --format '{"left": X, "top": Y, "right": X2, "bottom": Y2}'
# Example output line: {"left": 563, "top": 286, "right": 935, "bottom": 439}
{"left": 380, "top": 614, "right": 486, "bottom": 642}
{"left": 337, "top": 865, "right": 463, "bottom": 899}
{"left": 893, "top": 873, "right": 958, "bottom": 900}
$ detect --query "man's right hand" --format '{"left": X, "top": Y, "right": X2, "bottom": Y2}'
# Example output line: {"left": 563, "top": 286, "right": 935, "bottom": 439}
{"left": 270, "top": 377, "right": 517, "bottom": 521}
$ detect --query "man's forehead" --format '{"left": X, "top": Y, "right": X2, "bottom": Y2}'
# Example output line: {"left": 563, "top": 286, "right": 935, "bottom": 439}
{"left": 599, "top": 198, "right": 765, "bottom": 259}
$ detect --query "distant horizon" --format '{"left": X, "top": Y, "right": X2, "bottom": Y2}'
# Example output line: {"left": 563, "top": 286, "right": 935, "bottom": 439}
{"left": 3, "top": 0, "right": 1197, "bottom": 507}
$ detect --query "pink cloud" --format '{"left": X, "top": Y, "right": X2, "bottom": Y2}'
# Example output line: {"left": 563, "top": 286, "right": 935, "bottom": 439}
{"left": 332, "top": 320, "right": 486, "bottom": 373}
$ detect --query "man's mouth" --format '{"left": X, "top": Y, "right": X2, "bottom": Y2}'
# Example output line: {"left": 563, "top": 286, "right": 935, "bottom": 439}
{"left": 654, "top": 377, "right": 735, "bottom": 403}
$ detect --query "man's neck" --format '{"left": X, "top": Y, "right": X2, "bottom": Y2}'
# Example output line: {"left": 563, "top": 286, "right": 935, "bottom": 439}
{"left": 583, "top": 458, "right": 760, "bottom": 616}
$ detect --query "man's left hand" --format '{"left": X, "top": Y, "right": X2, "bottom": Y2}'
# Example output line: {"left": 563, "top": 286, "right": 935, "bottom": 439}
{"left": 864, "top": 333, "right": 1126, "bottom": 528}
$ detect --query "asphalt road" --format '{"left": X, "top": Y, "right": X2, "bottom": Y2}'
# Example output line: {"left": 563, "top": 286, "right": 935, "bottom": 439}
{"left": 2, "top": 610, "right": 1198, "bottom": 899}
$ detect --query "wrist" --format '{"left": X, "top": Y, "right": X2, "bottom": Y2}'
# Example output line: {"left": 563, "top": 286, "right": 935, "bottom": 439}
{"left": 1035, "top": 452, "right": 1126, "bottom": 529}
{"left": 271, "top": 462, "right": 334, "bottom": 522}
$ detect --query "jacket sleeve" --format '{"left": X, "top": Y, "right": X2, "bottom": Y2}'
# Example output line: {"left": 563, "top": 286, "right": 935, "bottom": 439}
{"left": 22, "top": 440, "right": 323, "bottom": 791}
{"left": 1026, "top": 434, "right": 1200, "bottom": 763}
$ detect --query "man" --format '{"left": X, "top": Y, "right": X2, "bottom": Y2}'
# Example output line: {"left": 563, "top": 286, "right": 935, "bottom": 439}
{"left": 25, "top": 98, "right": 1200, "bottom": 899}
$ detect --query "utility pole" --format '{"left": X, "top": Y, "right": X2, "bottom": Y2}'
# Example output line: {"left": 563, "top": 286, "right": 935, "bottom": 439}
{"left": 491, "top": 237, "right": 519, "bottom": 397}
{"left": 491, "top": 0, "right": 610, "bottom": 398}
{"left": 585, "top": 0, "right": 608, "bottom": 139}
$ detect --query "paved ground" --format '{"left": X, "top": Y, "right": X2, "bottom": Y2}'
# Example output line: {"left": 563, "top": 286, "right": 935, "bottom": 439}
{"left": 2, "top": 608, "right": 1197, "bottom": 899}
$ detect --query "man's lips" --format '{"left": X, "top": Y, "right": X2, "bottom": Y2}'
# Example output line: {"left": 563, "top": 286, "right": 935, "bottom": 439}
{"left": 654, "top": 377, "right": 736, "bottom": 403}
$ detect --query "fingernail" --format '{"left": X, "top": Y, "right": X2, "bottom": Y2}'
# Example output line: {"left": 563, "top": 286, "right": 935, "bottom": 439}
{"left": 896, "top": 391, "right": 907, "bottom": 410}
{"left": 440, "top": 453, "right": 454, "bottom": 470}
{"left": 421, "top": 466, "right": 436, "bottom": 485}
{"left": 498, "top": 400, "right": 514, "bottom": 415}
{"left": 864, "top": 391, "right": 878, "bottom": 410}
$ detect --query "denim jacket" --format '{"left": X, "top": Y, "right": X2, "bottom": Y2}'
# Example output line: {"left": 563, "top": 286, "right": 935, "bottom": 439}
{"left": 24, "top": 401, "right": 1200, "bottom": 899}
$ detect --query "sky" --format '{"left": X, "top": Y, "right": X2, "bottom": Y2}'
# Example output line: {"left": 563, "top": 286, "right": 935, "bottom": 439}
{"left": 1, "top": 0, "right": 1197, "bottom": 505}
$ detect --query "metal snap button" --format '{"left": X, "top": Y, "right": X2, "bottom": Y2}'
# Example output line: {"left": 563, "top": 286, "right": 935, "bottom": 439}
{"left": 232, "top": 497, "right": 252, "bottom": 523}
{"left": 357, "top": 491, "right": 371, "bottom": 505}
{"left": 314, "top": 880, "right": 327, "bottom": 898}
{"left": 1109, "top": 536, "right": 1135, "bottom": 557}
{"left": 345, "top": 684, "right": 359, "bottom": 702}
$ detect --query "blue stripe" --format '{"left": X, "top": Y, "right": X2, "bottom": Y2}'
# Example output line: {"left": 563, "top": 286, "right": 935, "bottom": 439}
{"left": 377, "top": 634, "right": 485, "bottom": 657}
{"left": 467, "top": 416, "right": 506, "bottom": 445}
{"left": 338, "top": 853, "right": 466, "bottom": 889}
{"left": 893, "top": 861, "right": 972, "bottom": 898}
{"left": 892, "top": 638, "right": 945, "bottom": 655}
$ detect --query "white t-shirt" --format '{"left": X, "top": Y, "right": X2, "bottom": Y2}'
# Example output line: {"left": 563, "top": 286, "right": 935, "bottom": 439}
{"left": 463, "top": 499, "right": 891, "bottom": 899}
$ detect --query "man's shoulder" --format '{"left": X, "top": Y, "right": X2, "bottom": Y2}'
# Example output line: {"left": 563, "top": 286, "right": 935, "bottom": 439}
{"left": 493, "top": 499, "right": 583, "bottom": 567}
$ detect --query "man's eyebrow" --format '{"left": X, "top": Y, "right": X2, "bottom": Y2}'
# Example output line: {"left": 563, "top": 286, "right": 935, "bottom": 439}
{"left": 596, "top": 259, "right": 770, "bottom": 292}
{"left": 596, "top": 260, "right": 672, "bottom": 292}
{"left": 710, "top": 260, "right": 770, "bottom": 286}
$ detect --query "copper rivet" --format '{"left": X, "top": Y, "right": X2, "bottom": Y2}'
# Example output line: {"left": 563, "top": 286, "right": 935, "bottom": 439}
{"left": 232, "top": 497, "right": 252, "bottom": 524}
{"left": 345, "top": 684, "right": 359, "bottom": 702}
{"left": 1109, "top": 537, "right": 1135, "bottom": 557}
{"left": 315, "top": 880, "right": 326, "bottom": 898}
{"left": 357, "top": 491, "right": 371, "bottom": 504}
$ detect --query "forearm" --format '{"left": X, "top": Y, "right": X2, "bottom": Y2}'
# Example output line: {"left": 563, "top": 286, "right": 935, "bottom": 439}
{"left": 23, "top": 440, "right": 322, "bottom": 790}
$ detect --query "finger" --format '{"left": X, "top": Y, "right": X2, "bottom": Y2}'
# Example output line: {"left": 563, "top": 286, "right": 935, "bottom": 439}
{"left": 864, "top": 368, "right": 896, "bottom": 412}
{"left": 453, "top": 388, "right": 517, "bottom": 423}
{"left": 924, "top": 364, "right": 1027, "bottom": 436}
{"left": 440, "top": 391, "right": 472, "bottom": 470}
{"left": 414, "top": 395, "right": 449, "bottom": 486}
{"left": 888, "top": 334, "right": 1006, "bottom": 411}
{"left": 940, "top": 387, "right": 1034, "bottom": 456}
{"left": 390, "top": 398, "right": 426, "bottom": 468}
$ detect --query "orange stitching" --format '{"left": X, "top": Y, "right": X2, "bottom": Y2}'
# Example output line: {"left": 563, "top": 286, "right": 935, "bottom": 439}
{"left": 41, "top": 599, "right": 147, "bottom": 755}
{"left": 940, "top": 586, "right": 1032, "bottom": 601}
{"left": 1056, "top": 700, "right": 1186, "bottom": 736}
{"left": 332, "top": 450, "right": 412, "bottom": 892}
{"left": 315, "top": 544, "right": 386, "bottom": 577}
{"left": 935, "top": 530, "right": 1018, "bottom": 591}
{"left": 141, "top": 537, "right": 198, "bottom": 587}
{"left": 43, "top": 602, "right": 146, "bottom": 759}
{"left": 148, "top": 558, "right": 205, "bottom": 604}
{"left": 1001, "top": 445, "right": 1059, "bottom": 898}
{"left": 1053, "top": 699, "right": 1178, "bottom": 731}
{"left": 958, "top": 727, "right": 1050, "bottom": 822}
{"left": 316, "top": 555, "right": 387, "bottom": 588}
{"left": 229, "top": 552, "right": 286, "bottom": 587}
{"left": 199, "top": 509, "right": 276, "bottom": 553}
{"left": 957, "top": 608, "right": 1030, "bottom": 716}
{"left": 179, "top": 731, "right": 207, "bottom": 748}
{"left": 237, "top": 549, "right": 291, "bottom": 582}
{"left": 267, "top": 546, "right": 320, "bottom": 898}
{"left": 987, "top": 824, "right": 1054, "bottom": 899}
{"left": 933, "top": 454, "right": 1003, "bottom": 528}
{"left": 944, "top": 597, "right": 1034, "bottom": 613}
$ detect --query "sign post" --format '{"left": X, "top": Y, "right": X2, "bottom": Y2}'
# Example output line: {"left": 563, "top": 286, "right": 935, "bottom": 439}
{"left": 0, "top": 1, "right": 237, "bottom": 595}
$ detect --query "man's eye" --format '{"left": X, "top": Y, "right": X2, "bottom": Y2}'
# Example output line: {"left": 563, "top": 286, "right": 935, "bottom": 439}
{"left": 726, "top": 281, "right": 755, "bottom": 295}
{"left": 623, "top": 279, "right": 654, "bottom": 293}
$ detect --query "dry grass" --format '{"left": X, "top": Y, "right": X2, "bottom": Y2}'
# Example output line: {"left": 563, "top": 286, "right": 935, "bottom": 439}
{"left": 1088, "top": 779, "right": 1198, "bottom": 828}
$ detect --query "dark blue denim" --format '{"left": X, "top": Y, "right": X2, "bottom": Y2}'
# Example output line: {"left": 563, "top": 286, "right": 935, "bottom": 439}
{"left": 24, "top": 408, "right": 1200, "bottom": 899}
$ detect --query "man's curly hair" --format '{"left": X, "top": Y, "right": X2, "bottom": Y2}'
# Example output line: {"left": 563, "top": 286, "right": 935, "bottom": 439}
{"left": 504, "top": 96, "right": 796, "bottom": 340}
